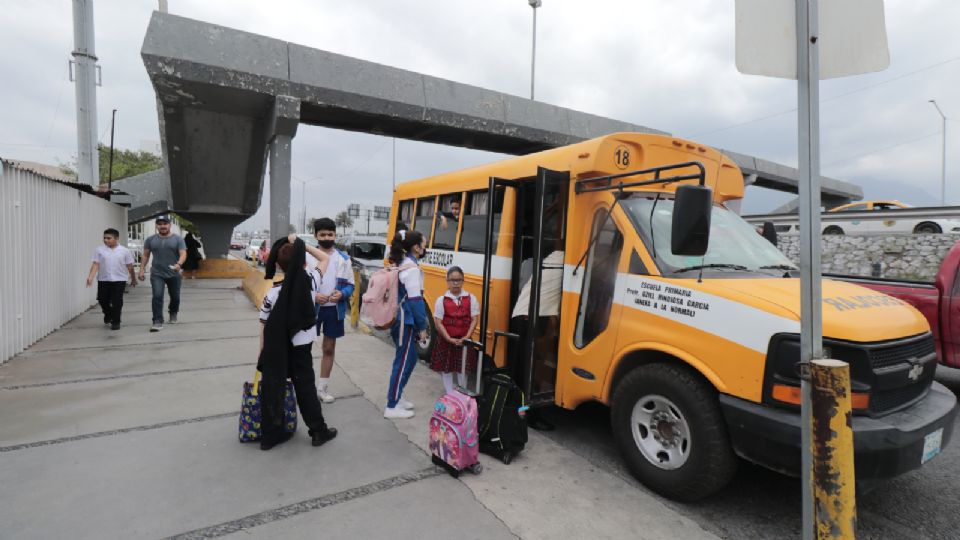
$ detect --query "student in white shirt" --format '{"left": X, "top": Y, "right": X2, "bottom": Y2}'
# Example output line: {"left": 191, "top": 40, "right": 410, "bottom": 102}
{"left": 310, "top": 217, "right": 355, "bottom": 403}
{"left": 85, "top": 228, "right": 136, "bottom": 330}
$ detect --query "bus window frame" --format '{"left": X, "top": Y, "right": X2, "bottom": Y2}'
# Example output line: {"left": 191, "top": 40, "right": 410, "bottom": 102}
{"left": 574, "top": 206, "right": 625, "bottom": 349}
{"left": 432, "top": 192, "right": 464, "bottom": 251}
{"left": 397, "top": 199, "right": 415, "bottom": 230}
{"left": 413, "top": 196, "right": 438, "bottom": 247}
{"left": 459, "top": 187, "right": 505, "bottom": 254}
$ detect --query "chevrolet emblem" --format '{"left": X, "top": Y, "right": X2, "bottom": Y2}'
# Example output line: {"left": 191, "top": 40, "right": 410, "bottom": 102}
{"left": 907, "top": 363, "right": 924, "bottom": 381}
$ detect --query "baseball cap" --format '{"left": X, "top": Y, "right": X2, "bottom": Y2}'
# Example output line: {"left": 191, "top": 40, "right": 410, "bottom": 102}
{"left": 155, "top": 214, "right": 171, "bottom": 223}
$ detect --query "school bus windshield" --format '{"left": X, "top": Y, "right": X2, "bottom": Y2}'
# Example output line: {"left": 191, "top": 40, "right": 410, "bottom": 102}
{"left": 622, "top": 195, "right": 796, "bottom": 276}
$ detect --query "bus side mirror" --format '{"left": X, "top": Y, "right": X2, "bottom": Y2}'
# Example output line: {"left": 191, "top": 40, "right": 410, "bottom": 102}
{"left": 671, "top": 184, "right": 712, "bottom": 256}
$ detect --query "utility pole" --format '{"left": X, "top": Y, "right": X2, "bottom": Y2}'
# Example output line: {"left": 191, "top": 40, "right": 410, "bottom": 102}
{"left": 528, "top": 0, "right": 542, "bottom": 100}
{"left": 108, "top": 109, "right": 116, "bottom": 191}
{"left": 70, "top": 0, "right": 100, "bottom": 188}
{"left": 930, "top": 100, "right": 947, "bottom": 206}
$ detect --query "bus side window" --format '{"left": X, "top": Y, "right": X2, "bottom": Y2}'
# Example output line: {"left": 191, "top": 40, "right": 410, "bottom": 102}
{"left": 432, "top": 193, "right": 462, "bottom": 250}
{"left": 398, "top": 200, "right": 414, "bottom": 230}
{"left": 574, "top": 209, "right": 624, "bottom": 348}
{"left": 414, "top": 197, "right": 436, "bottom": 245}
{"left": 459, "top": 188, "right": 504, "bottom": 253}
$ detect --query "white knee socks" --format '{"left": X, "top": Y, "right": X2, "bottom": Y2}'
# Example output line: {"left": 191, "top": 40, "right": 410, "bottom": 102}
{"left": 441, "top": 372, "right": 469, "bottom": 394}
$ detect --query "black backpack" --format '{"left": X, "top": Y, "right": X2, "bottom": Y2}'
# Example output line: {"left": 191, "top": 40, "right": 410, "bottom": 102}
{"left": 478, "top": 371, "right": 528, "bottom": 464}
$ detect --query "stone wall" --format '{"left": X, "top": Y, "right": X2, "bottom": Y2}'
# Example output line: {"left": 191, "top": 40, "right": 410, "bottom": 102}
{"left": 777, "top": 234, "right": 960, "bottom": 282}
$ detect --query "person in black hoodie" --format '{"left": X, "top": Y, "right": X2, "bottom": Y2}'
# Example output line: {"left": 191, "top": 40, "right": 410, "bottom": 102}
{"left": 258, "top": 234, "right": 338, "bottom": 451}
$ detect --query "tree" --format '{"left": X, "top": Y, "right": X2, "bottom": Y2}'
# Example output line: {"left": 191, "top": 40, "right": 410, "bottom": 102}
{"left": 58, "top": 144, "right": 164, "bottom": 184}
{"left": 335, "top": 211, "right": 353, "bottom": 234}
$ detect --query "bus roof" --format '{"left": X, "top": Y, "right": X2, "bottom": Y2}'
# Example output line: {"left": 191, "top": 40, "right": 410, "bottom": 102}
{"left": 395, "top": 133, "right": 745, "bottom": 202}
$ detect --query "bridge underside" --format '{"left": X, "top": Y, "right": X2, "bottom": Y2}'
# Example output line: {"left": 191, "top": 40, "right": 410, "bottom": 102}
{"left": 139, "top": 11, "right": 862, "bottom": 256}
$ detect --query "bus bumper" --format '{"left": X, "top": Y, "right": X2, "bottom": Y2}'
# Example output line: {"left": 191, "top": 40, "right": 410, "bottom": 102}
{"left": 719, "top": 381, "right": 958, "bottom": 480}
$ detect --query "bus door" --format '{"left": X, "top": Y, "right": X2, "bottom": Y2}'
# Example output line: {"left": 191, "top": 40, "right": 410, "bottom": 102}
{"left": 480, "top": 167, "right": 569, "bottom": 406}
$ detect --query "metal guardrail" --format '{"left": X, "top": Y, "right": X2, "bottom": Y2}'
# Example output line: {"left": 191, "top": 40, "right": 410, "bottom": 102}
{"left": 743, "top": 206, "right": 960, "bottom": 225}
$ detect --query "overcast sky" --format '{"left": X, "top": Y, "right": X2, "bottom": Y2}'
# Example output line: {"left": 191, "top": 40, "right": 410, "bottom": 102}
{"left": 1, "top": 0, "right": 957, "bottom": 233}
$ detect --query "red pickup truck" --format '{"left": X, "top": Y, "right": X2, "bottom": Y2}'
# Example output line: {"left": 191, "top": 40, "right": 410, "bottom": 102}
{"left": 827, "top": 241, "right": 960, "bottom": 368}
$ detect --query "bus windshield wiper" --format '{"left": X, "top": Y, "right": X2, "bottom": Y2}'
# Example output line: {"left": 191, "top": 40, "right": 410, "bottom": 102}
{"left": 673, "top": 263, "right": 749, "bottom": 273}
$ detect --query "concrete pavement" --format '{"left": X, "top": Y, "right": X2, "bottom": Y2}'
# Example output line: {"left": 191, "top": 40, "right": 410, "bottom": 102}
{"left": 0, "top": 279, "right": 717, "bottom": 539}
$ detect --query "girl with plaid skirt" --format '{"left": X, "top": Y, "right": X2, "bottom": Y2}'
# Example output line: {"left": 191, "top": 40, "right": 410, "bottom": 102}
{"left": 430, "top": 266, "right": 480, "bottom": 394}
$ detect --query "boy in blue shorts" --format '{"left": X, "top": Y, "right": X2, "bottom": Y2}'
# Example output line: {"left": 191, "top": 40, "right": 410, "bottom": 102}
{"left": 310, "top": 217, "right": 355, "bottom": 403}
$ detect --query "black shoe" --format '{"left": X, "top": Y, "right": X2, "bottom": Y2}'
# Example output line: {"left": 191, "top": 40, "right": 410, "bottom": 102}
{"left": 103, "top": 315, "right": 110, "bottom": 325}
{"left": 111, "top": 322, "right": 121, "bottom": 331}
{"left": 310, "top": 427, "right": 338, "bottom": 447}
{"left": 260, "top": 431, "right": 294, "bottom": 451}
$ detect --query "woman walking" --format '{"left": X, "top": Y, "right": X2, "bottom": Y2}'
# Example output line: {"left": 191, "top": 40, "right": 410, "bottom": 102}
{"left": 383, "top": 229, "right": 427, "bottom": 419}
{"left": 183, "top": 232, "right": 203, "bottom": 279}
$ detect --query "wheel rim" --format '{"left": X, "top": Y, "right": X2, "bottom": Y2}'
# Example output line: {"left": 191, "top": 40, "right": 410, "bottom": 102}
{"left": 630, "top": 394, "right": 691, "bottom": 470}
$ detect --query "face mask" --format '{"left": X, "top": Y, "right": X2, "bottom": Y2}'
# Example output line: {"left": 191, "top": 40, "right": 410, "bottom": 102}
{"left": 318, "top": 239, "right": 335, "bottom": 249}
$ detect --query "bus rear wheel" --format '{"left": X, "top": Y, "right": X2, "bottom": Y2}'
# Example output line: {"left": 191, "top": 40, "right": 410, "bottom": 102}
{"left": 611, "top": 363, "right": 737, "bottom": 502}
{"left": 416, "top": 306, "right": 436, "bottom": 360}
{"left": 823, "top": 225, "right": 844, "bottom": 235}
{"left": 914, "top": 222, "right": 942, "bottom": 234}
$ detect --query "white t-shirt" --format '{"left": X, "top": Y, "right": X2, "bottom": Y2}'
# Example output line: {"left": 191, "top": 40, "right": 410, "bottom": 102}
{"left": 260, "top": 277, "right": 319, "bottom": 346}
{"left": 511, "top": 250, "right": 565, "bottom": 318}
{"left": 92, "top": 245, "right": 134, "bottom": 282}
{"left": 315, "top": 250, "right": 347, "bottom": 306}
{"left": 434, "top": 290, "right": 480, "bottom": 320}
{"left": 305, "top": 253, "right": 324, "bottom": 297}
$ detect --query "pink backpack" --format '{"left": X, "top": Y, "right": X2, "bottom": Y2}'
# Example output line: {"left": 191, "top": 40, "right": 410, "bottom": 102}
{"left": 429, "top": 390, "right": 481, "bottom": 476}
{"left": 360, "top": 260, "right": 416, "bottom": 330}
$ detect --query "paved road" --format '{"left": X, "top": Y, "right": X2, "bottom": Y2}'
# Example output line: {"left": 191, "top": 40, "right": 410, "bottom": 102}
{"left": 536, "top": 368, "right": 960, "bottom": 540}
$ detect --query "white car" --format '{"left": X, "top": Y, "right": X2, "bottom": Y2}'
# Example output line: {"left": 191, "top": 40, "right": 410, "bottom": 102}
{"left": 823, "top": 200, "right": 960, "bottom": 235}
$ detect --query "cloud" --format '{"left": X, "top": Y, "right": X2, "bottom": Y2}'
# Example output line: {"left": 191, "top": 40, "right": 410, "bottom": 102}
{"left": 2, "top": 0, "right": 958, "bottom": 233}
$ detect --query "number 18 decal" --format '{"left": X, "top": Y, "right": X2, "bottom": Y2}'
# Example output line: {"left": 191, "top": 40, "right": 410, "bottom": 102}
{"left": 614, "top": 145, "right": 630, "bottom": 170}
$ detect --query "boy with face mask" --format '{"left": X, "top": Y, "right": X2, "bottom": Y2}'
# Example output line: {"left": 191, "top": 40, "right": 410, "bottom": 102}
{"left": 310, "top": 217, "right": 355, "bottom": 403}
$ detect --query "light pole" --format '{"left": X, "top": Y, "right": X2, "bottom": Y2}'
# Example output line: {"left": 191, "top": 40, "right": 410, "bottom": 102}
{"left": 930, "top": 100, "right": 947, "bottom": 206}
{"left": 528, "top": 0, "right": 541, "bottom": 100}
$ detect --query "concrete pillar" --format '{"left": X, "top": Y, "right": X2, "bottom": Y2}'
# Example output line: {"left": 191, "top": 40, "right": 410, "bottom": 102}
{"left": 266, "top": 96, "right": 300, "bottom": 242}
{"left": 184, "top": 214, "right": 244, "bottom": 259}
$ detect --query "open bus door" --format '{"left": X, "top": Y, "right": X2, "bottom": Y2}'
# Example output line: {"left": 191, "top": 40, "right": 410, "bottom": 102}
{"left": 479, "top": 167, "right": 570, "bottom": 407}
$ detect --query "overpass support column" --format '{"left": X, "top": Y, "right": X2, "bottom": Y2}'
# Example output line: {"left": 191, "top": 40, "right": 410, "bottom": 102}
{"left": 267, "top": 96, "right": 301, "bottom": 242}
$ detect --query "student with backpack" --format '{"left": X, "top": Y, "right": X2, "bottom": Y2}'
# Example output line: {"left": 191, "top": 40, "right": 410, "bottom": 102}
{"left": 383, "top": 229, "right": 428, "bottom": 419}
{"left": 428, "top": 266, "right": 479, "bottom": 394}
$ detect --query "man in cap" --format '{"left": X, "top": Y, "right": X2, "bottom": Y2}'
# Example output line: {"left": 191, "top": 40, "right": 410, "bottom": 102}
{"left": 138, "top": 215, "right": 187, "bottom": 332}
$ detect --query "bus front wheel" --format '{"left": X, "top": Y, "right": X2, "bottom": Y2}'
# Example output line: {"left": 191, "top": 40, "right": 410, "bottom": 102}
{"left": 610, "top": 363, "right": 737, "bottom": 502}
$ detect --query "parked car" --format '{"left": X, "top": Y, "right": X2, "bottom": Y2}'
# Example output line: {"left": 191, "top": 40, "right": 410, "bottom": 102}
{"left": 827, "top": 240, "right": 960, "bottom": 368}
{"left": 823, "top": 200, "right": 960, "bottom": 235}
{"left": 230, "top": 239, "right": 247, "bottom": 250}
{"left": 245, "top": 238, "right": 268, "bottom": 265}
{"left": 344, "top": 235, "right": 387, "bottom": 295}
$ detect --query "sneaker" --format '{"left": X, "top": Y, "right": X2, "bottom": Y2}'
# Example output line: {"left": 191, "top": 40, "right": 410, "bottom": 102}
{"left": 169, "top": 313, "right": 179, "bottom": 324}
{"left": 383, "top": 406, "right": 415, "bottom": 419}
{"left": 110, "top": 322, "right": 121, "bottom": 331}
{"left": 310, "top": 427, "right": 338, "bottom": 447}
{"left": 150, "top": 323, "right": 163, "bottom": 332}
{"left": 318, "top": 389, "right": 335, "bottom": 404}
{"left": 399, "top": 398, "right": 414, "bottom": 410}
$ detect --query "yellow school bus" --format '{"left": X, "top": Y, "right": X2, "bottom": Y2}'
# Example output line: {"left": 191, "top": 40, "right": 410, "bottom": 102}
{"left": 388, "top": 132, "right": 957, "bottom": 501}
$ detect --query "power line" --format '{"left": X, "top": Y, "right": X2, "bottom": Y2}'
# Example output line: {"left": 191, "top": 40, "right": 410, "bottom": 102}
{"left": 823, "top": 131, "right": 939, "bottom": 168}
{"left": 689, "top": 55, "right": 960, "bottom": 138}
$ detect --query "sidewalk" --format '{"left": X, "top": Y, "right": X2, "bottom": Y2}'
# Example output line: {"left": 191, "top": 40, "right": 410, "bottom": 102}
{"left": 0, "top": 279, "right": 717, "bottom": 540}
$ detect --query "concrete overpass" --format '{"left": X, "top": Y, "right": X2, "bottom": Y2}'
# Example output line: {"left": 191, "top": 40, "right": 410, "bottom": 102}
{"left": 138, "top": 11, "right": 862, "bottom": 256}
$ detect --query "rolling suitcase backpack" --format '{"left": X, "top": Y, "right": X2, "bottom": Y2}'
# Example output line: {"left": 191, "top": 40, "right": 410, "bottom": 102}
{"left": 429, "top": 339, "right": 484, "bottom": 477}
{"left": 478, "top": 331, "right": 528, "bottom": 464}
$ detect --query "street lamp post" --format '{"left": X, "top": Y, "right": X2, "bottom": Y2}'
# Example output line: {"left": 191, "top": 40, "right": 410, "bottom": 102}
{"left": 930, "top": 100, "right": 947, "bottom": 206}
{"left": 528, "top": 0, "right": 541, "bottom": 100}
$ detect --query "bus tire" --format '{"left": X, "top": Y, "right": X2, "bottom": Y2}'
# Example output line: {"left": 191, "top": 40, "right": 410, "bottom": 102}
{"left": 822, "top": 225, "right": 844, "bottom": 235}
{"left": 416, "top": 306, "right": 436, "bottom": 360}
{"left": 610, "top": 363, "right": 737, "bottom": 502}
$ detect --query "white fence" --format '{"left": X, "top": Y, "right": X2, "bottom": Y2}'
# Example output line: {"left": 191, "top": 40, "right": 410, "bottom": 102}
{"left": 1, "top": 160, "right": 128, "bottom": 364}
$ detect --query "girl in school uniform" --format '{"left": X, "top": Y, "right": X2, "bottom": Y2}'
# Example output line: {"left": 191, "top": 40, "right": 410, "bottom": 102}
{"left": 383, "top": 229, "right": 428, "bottom": 419}
{"left": 429, "top": 266, "right": 479, "bottom": 394}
